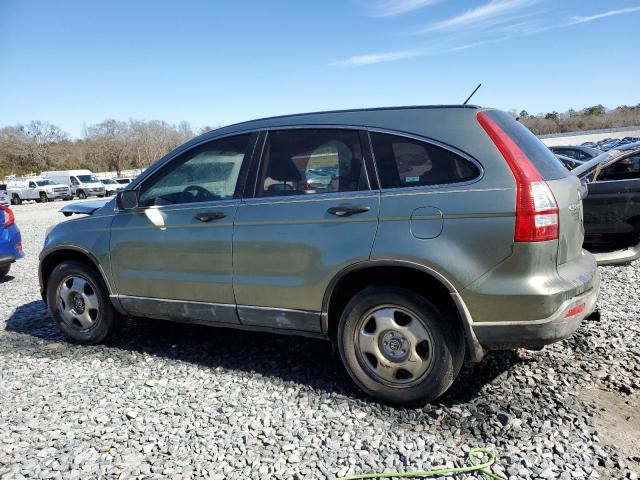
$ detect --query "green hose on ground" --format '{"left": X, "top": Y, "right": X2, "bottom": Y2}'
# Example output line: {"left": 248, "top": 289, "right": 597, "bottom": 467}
{"left": 334, "top": 447, "right": 506, "bottom": 480}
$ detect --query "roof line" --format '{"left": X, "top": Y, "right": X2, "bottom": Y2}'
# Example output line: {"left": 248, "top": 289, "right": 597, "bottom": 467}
{"left": 214, "top": 104, "right": 481, "bottom": 131}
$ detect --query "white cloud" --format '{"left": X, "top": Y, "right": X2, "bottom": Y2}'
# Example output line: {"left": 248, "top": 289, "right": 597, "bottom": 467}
{"left": 569, "top": 5, "right": 640, "bottom": 24}
{"left": 370, "top": 0, "right": 441, "bottom": 17}
{"left": 332, "top": 49, "right": 424, "bottom": 66}
{"left": 418, "top": 0, "right": 539, "bottom": 32}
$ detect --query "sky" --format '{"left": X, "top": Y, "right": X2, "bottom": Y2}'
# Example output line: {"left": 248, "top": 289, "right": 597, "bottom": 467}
{"left": 1, "top": 0, "right": 639, "bottom": 137}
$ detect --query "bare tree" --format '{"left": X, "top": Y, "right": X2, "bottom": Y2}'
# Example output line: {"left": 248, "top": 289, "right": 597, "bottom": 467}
{"left": 84, "top": 120, "right": 129, "bottom": 176}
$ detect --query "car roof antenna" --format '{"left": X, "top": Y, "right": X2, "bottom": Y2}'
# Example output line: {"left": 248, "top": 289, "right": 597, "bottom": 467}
{"left": 463, "top": 83, "right": 482, "bottom": 105}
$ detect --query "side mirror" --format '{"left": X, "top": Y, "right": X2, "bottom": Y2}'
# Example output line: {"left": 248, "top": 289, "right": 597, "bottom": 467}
{"left": 116, "top": 190, "right": 140, "bottom": 211}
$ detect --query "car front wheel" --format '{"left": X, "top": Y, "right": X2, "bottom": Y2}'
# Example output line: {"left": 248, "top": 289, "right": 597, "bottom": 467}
{"left": 47, "top": 260, "right": 122, "bottom": 344}
{"left": 338, "top": 286, "right": 464, "bottom": 405}
{"left": 77, "top": 191, "right": 86, "bottom": 199}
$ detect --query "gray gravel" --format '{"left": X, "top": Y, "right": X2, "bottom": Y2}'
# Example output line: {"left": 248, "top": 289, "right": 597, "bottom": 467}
{"left": 1, "top": 200, "right": 639, "bottom": 479}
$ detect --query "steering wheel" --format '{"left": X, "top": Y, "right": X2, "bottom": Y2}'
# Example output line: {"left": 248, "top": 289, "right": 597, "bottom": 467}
{"left": 182, "top": 185, "right": 217, "bottom": 202}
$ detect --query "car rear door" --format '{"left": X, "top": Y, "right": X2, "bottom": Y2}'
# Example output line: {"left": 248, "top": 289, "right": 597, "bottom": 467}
{"left": 232, "top": 128, "right": 379, "bottom": 333}
{"left": 109, "top": 133, "right": 257, "bottom": 325}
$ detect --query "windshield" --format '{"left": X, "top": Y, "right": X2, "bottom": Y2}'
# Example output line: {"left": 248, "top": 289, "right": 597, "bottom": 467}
{"left": 36, "top": 180, "right": 56, "bottom": 186}
{"left": 78, "top": 175, "right": 99, "bottom": 183}
{"left": 102, "top": 178, "right": 117, "bottom": 184}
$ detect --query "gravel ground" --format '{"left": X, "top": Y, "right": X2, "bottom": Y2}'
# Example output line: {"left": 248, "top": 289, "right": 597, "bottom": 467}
{"left": 1, "top": 200, "right": 639, "bottom": 480}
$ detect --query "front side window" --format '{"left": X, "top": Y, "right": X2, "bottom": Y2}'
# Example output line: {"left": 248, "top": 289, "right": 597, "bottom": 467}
{"left": 138, "top": 134, "right": 251, "bottom": 207}
{"left": 71, "top": 177, "right": 80, "bottom": 185}
{"left": 370, "top": 132, "right": 479, "bottom": 189}
{"left": 29, "top": 182, "right": 36, "bottom": 188}
{"left": 596, "top": 154, "right": 640, "bottom": 181}
{"left": 257, "top": 129, "right": 367, "bottom": 197}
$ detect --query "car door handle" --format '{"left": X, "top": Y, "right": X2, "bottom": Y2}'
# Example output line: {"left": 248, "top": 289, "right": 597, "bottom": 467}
{"left": 327, "top": 205, "right": 370, "bottom": 216}
{"left": 195, "top": 211, "right": 226, "bottom": 222}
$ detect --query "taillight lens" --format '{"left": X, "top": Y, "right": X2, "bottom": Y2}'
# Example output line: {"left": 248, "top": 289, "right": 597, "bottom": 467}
{"left": 477, "top": 111, "right": 559, "bottom": 242}
{"left": 0, "top": 205, "right": 15, "bottom": 228}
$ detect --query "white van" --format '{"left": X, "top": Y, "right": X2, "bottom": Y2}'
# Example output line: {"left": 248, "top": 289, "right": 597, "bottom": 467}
{"left": 41, "top": 170, "right": 106, "bottom": 199}
{"left": 6, "top": 178, "right": 72, "bottom": 205}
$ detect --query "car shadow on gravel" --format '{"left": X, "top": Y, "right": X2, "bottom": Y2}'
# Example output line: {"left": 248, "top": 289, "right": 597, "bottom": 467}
{"left": 0, "top": 274, "right": 16, "bottom": 284}
{"left": 5, "top": 300, "right": 522, "bottom": 407}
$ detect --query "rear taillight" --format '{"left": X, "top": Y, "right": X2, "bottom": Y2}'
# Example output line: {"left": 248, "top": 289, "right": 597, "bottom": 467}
{"left": 477, "top": 111, "right": 559, "bottom": 242}
{"left": 0, "top": 205, "right": 15, "bottom": 228}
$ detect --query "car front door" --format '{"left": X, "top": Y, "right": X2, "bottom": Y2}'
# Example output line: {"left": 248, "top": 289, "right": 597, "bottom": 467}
{"left": 233, "top": 128, "right": 379, "bottom": 333}
{"left": 109, "top": 133, "right": 257, "bottom": 325}
{"left": 28, "top": 181, "right": 37, "bottom": 199}
{"left": 585, "top": 152, "right": 640, "bottom": 237}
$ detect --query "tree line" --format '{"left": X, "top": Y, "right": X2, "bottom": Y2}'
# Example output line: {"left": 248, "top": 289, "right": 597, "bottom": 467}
{"left": 0, "top": 119, "right": 207, "bottom": 178}
{"left": 516, "top": 103, "right": 640, "bottom": 135}
{"left": 2, "top": 104, "right": 640, "bottom": 178}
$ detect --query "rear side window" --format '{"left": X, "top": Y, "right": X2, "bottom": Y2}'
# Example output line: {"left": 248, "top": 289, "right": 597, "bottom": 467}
{"left": 484, "top": 110, "right": 568, "bottom": 180}
{"left": 370, "top": 132, "right": 479, "bottom": 189}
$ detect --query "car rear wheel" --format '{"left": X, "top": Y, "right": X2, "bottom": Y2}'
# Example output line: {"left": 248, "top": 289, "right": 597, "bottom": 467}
{"left": 47, "top": 260, "right": 122, "bottom": 344}
{"left": 0, "top": 264, "right": 10, "bottom": 278}
{"left": 11, "top": 195, "right": 21, "bottom": 206}
{"left": 338, "top": 286, "right": 464, "bottom": 405}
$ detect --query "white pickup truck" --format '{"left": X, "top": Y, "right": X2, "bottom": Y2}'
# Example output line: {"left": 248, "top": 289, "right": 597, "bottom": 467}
{"left": 6, "top": 178, "right": 72, "bottom": 205}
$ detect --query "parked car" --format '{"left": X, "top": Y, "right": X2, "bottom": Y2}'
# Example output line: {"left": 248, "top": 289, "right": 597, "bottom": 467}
{"left": 115, "top": 177, "right": 134, "bottom": 185}
{"left": 549, "top": 145, "right": 602, "bottom": 162}
{"left": 573, "top": 148, "right": 640, "bottom": 265}
{"left": 6, "top": 178, "right": 72, "bottom": 205}
{"left": 100, "top": 178, "right": 125, "bottom": 196}
{"left": 41, "top": 170, "right": 106, "bottom": 199}
{"left": 0, "top": 205, "right": 24, "bottom": 277}
{"left": 0, "top": 185, "right": 9, "bottom": 207}
{"left": 40, "top": 105, "right": 599, "bottom": 405}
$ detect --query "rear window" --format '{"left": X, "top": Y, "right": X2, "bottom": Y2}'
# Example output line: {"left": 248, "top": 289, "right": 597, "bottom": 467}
{"left": 370, "top": 132, "right": 479, "bottom": 189}
{"left": 485, "top": 110, "right": 568, "bottom": 180}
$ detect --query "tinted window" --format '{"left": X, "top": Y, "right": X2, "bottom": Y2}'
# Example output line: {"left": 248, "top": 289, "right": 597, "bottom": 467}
{"left": 78, "top": 175, "right": 99, "bottom": 183}
{"left": 139, "top": 134, "right": 251, "bottom": 207}
{"left": 486, "top": 110, "right": 568, "bottom": 180}
{"left": 29, "top": 182, "right": 36, "bottom": 188}
{"left": 554, "top": 149, "right": 579, "bottom": 160}
{"left": 257, "top": 129, "right": 367, "bottom": 197}
{"left": 596, "top": 154, "right": 640, "bottom": 181}
{"left": 36, "top": 180, "right": 55, "bottom": 186}
{"left": 370, "top": 132, "right": 479, "bottom": 189}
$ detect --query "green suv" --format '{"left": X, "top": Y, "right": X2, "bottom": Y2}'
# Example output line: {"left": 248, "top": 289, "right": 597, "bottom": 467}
{"left": 40, "top": 106, "right": 599, "bottom": 404}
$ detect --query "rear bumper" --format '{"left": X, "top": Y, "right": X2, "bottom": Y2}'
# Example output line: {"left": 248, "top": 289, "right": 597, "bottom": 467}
{"left": 472, "top": 270, "right": 600, "bottom": 350}
{"left": 0, "top": 253, "right": 16, "bottom": 267}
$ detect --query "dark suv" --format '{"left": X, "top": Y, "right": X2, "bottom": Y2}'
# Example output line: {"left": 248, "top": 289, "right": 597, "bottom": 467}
{"left": 40, "top": 106, "right": 599, "bottom": 405}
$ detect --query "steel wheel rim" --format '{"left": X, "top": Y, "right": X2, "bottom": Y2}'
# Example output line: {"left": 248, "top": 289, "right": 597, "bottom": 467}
{"left": 354, "top": 304, "right": 435, "bottom": 388}
{"left": 55, "top": 274, "right": 100, "bottom": 331}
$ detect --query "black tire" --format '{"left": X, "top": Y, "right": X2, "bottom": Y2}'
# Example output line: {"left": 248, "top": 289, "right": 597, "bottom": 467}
{"left": 77, "top": 190, "right": 86, "bottom": 199}
{"left": 46, "top": 260, "right": 122, "bottom": 344}
{"left": 11, "top": 194, "right": 21, "bottom": 206}
{"left": 39, "top": 192, "right": 48, "bottom": 203}
{"left": 0, "top": 264, "right": 10, "bottom": 278}
{"left": 337, "top": 286, "right": 464, "bottom": 406}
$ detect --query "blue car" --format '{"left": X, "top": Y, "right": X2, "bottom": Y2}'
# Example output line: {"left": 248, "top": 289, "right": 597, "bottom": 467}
{"left": 0, "top": 205, "right": 24, "bottom": 277}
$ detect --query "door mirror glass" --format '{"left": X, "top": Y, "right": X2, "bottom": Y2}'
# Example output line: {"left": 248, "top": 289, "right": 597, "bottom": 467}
{"left": 117, "top": 190, "right": 139, "bottom": 210}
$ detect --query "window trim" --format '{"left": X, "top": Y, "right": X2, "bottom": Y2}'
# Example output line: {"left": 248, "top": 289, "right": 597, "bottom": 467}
{"left": 130, "top": 132, "right": 259, "bottom": 210}
{"left": 246, "top": 126, "right": 374, "bottom": 200}
{"left": 365, "top": 127, "right": 484, "bottom": 193}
